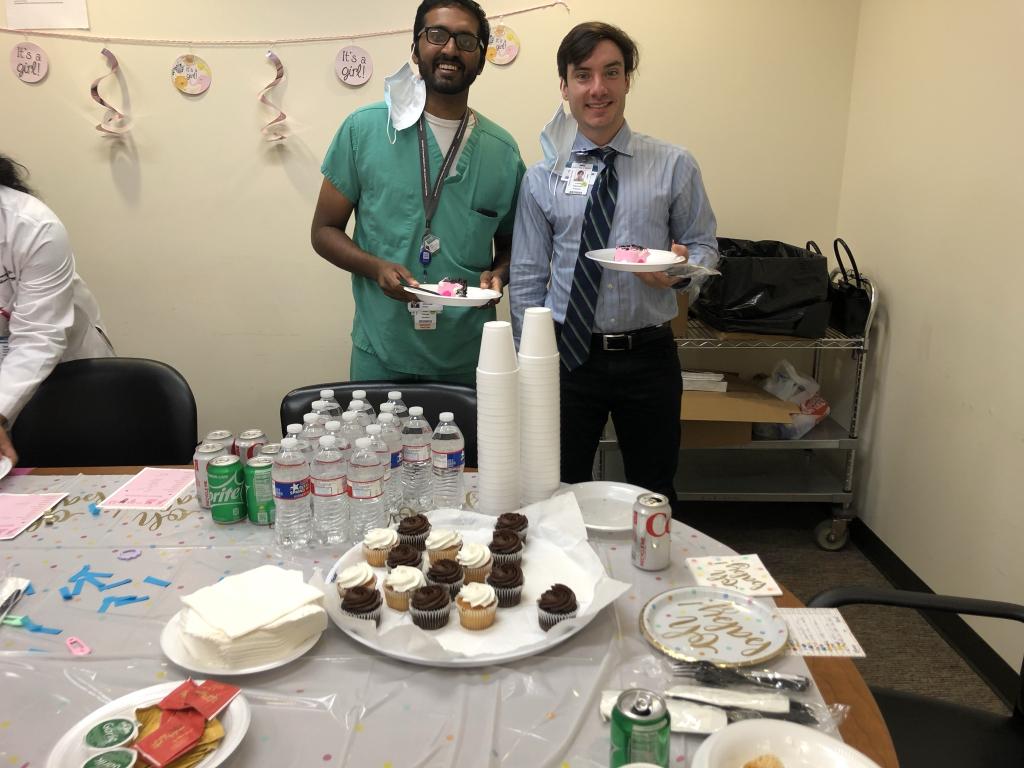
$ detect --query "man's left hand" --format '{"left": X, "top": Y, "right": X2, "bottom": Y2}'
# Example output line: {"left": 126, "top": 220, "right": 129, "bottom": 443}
{"left": 479, "top": 271, "right": 504, "bottom": 308}
{"left": 634, "top": 242, "right": 689, "bottom": 289}
{"left": 0, "top": 422, "right": 19, "bottom": 467}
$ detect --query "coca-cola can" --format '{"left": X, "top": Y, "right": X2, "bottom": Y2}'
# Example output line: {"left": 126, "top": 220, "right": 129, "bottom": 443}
{"left": 631, "top": 493, "right": 672, "bottom": 571}
{"left": 234, "top": 428, "right": 268, "bottom": 459}
{"left": 259, "top": 442, "right": 282, "bottom": 458}
{"left": 193, "top": 441, "right": 228, "bottom": 509}
{"left": 205, "top": 429, "right": 234, "bottom": 447}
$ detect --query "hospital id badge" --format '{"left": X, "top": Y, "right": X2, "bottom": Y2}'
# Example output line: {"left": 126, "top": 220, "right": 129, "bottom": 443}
{"left": 408, "top": 301, "right": 441, "bottom": 331}
{"left": 563, "top": 162, "right": 596, "bottom": 195}
{"left": 0, "top": 336, "right": 7, "bottom": 365}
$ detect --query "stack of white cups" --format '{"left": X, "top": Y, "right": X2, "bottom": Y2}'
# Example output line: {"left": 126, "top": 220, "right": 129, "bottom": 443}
{"left": 518, "top": 307, "right": 561, "bottom": 504}
{"left": 475, "top": 320, "right": 520, "bottom": 516}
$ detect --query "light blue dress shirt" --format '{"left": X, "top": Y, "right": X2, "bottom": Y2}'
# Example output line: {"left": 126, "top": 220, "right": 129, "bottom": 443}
{"left": 510, "top": 122, "right": 718, "bottom": 343}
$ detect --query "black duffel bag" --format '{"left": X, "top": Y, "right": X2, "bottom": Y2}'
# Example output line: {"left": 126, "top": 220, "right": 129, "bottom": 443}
{"left": 695, "top": 238, "right": 831, "bottom": 338}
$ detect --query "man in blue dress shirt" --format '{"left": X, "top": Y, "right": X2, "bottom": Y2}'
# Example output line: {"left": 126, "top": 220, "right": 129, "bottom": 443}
{"left": 510, "top": 21, "right": 718, "bottom": 511}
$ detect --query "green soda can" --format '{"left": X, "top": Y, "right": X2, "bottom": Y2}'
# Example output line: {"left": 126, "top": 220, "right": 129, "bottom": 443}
{"left": 610, "top": 689, "right": 671, "bottom": 767}
{"left": 207, "top": 454, "right": 245, "bottom": 524}
{"left": 245, "top": 455, "right": 276, "bottom": 525}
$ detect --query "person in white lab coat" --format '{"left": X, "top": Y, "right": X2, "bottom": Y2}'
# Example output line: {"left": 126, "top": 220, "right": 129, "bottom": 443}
{"left": 0, "top": 154, "right": 114, "bottom": 465}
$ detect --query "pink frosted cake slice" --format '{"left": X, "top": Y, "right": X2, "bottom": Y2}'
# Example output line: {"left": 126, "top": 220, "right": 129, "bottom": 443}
{"left": 437, "top": 277, "right": 468, "bottom": 297}
{"left": 614, "top": 244, "right": 649, "bottom": 263}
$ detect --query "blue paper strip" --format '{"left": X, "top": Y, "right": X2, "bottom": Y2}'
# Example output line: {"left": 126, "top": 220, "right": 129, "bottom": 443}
{"left": 143, "top": 576, "right": 171, "bottom": 588}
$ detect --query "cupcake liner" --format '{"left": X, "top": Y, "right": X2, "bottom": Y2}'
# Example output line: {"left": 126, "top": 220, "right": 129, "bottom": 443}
{"left": 457, "top": 600, "right": 498, "bottom": 630}
{"left": 492, "top": 584, "right": 523, "bottom": 608}
{"left": 426, "top": 575, "right": 464, "bottom": 600}
{"left": 409, "top": 603, "right": 452, "bottom": 630}
{"left": 398, "top": 530, "right": 430, "bottom": 551}
{"left": 490, "top": 550, "right": 523, "bottom": 566}
{"left": 363, "top": 544, "right": 394, "bottom": 568}
{"left": 335, "top": 574, "right": 377, "bottom": 600}
{"left": 341, "top": 605, "right": 382, "bottom": 628}
{"left": 427, "top": 544, "right": 463, "bottom": 565}
{"left": 383, "top": 584, "right": 417, "bottom": 612}
{"left": 538, "top": 606, "right": 577, "bottom": 632}
{"left": 462, "top": 562, "right": 493, "bottom": 584}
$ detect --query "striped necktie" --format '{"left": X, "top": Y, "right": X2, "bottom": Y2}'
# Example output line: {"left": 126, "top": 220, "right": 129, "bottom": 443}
{"left": 558, "top": 147, "right": 618, "bottom": 371}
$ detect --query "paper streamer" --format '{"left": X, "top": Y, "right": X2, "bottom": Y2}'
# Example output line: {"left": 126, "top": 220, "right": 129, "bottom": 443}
{"left": 259, "top": 50, "right": 287, "bottom": 141}
{"left": 90, "top": 47, "right": 129, "bottom": 135}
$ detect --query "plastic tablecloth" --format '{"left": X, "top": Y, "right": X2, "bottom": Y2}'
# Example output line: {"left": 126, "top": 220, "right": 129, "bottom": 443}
{"left": 0, "top": 473, "right": 826, "bottom": 767}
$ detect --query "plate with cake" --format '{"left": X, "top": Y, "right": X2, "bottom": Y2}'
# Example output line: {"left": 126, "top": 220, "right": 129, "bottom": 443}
{"left": 403, "top": 277, "right": 501, "bottom": 307}
{"left": 586, "top": 245, "right": 687, "bottom": 272}
{"left": 160, "top": 565, "right": 328, "bottom": 675}
{"left": 46, "top": 680, "right": 251, "bottom": 768}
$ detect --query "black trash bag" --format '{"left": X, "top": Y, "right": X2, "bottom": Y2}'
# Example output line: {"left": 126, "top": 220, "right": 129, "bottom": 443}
{"left": 695, "top": 238, "right": 831, "bottom": 338}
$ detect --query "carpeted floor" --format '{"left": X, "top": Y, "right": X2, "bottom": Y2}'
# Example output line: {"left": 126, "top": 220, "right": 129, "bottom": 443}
{"left": 682, "top": 501, "right": 1011, "bottom": 716}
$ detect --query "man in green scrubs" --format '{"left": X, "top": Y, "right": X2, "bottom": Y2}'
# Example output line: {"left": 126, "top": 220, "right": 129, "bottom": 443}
{"left": 312, "top": 0, "right": 525, "bottom": 386}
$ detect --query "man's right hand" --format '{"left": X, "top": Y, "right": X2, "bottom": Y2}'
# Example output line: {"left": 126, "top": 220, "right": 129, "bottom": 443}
{"left": 0, "top": 423, "right": 19, "bottom": 467}
{"left": 375, "top": 260, "right": 420, "bottom": 302}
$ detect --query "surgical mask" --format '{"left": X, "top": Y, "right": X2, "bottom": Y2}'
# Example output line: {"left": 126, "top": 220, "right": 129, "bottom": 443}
{"left": 540, "top": 102, "right": 578, "bottom": 174}
{"left": 383, "top": 62, "right": 426, "bottom": 144}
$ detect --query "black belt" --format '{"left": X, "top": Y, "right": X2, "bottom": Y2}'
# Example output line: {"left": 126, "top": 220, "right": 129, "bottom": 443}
{"left": 555, "top": 322, "right": 673, "bottom": 352}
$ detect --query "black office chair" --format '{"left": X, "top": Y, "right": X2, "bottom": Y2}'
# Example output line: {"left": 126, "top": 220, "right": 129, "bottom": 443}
{"left": 808, "top": 586, "right": 1024, "bottom": 767}
{"left": 11, "top": 357, "right": 198, "bottom": 467}
{"left": 280, "top": 380, "right": 478, "bottom": 467}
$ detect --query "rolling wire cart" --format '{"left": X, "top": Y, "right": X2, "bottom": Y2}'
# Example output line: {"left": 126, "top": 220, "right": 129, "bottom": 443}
{"left": 595, "top": 271, "right": 877, "bottom": 550}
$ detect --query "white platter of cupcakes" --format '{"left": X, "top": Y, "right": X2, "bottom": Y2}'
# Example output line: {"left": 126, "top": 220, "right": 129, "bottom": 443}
{"left": 320, "top": 494, "right": 630, "bottom": 668}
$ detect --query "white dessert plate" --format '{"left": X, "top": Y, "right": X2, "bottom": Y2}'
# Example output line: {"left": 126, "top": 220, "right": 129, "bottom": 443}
{"left": 552, "top": 481, "right": 651, "bottom": 532}
{"left": 46, "top": 680, "right": 251, "bottom": 768}
{"left": 640, "top": 586, "right": 789, "bottom": 667}
{"left": 404, "top": 284, "right": 501, "bottom": 307}
{"left": 0, "top": 456, "right": 12, "bottom": 481}
{"left": 585, "top": 248, "right": 686, "bottom": 272}
{"left": 160, "top": 608, "right": 323, "bottom": 675}
{"left": 690, "top": 719, "right": 881, "bottom": 768}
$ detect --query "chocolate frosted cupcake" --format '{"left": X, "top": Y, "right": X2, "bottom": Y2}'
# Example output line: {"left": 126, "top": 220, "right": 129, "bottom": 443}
{"left": 495, "top": 512, "right": 529, "bottom": 542}
{"left": 425, "top": 558, "right": 465, "bottom": 599}
{"left": 396, "top": 514, "right": 431, "bottom": 550}
{"left": 386, "top": 543, "right": 423, "bottom": 572}
{"left": 489, "top": 529, "right": 524, "bottom": 565}
{"left": 341, "top": 585, "right": 383, "bottom": 627}
{"left": 409, "top": 584, "right": 452, "bottom": 630}
{"left": 537, "top": 583, "right": 577, "bottom": 631}
{"left": 486, "top": 563, "right": 524, "bottom": 607}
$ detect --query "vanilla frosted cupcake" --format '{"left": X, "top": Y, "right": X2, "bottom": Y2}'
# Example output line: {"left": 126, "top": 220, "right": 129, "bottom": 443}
{"left": 425, "top": 529, "right": 463, "bottom": 564}
{"left": 334, "top": 562, "right": 377, "bottom": 599}
{"left": 383, "top": 565, "right": 426, "bottom": 612}
{"left": 457, "top": 542, "right": 493, "bottom": 583}
{"left": 456, "top": 582, "right": 498, "bottom": 630}
{"left": 363, "top": 528, "right": 399, "bottom": 567}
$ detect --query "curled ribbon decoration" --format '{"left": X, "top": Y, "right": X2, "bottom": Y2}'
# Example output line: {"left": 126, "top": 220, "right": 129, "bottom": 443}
{"left": 259, "top": 50, "right": 287, "bottom": 141}
{"left": 90, "top": 47, "right": 130, "bottom": 135}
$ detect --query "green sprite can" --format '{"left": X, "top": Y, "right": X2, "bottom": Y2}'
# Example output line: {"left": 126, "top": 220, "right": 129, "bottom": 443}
{"left": 245, "top": 455, "right": 276, "bottom": 525}
{"left": 610, "top": 689, "right": 671, "bottom": 767}
{"left": 207, "top": 454, "right": 245, "bottom": 524}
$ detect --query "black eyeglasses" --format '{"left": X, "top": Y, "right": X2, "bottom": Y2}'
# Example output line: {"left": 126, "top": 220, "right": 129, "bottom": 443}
{"left": 419, "top": 26, "right": 483, "bottom": 53}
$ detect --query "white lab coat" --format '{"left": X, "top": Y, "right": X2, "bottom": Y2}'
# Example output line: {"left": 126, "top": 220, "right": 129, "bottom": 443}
{"left": 0, "top": 186, "right": 113, "bottom": 423}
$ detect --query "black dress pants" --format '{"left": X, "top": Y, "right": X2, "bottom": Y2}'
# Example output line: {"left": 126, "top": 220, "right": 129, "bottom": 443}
{"left": 559, "top": 331, "right": 682, "bottom": 510}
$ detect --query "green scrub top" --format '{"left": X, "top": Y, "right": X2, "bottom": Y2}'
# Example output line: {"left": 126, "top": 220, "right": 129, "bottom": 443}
{"left": 321, "top": 102, "right": 525, "bottom": 377}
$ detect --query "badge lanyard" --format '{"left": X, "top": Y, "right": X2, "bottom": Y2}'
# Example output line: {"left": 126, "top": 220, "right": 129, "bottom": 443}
{"left": 416, "top": 110, "right": 471, "bottom": 277}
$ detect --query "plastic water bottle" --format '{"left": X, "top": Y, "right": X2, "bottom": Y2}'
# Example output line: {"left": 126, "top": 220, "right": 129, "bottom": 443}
{"left": 299, "top": 413, "right": 324, "bottom": 461}
{"left": 311, "top": 399, "right": 330, "bottom": 427}
{"left": 431, "top": 412, "right": 466, "bottom": 509}
{"left": 319, "top": 389, "right": 343, "bottom": 420}
{"left": 273, "top": 437, "right": 312, "bottom": 549}
{"left": 324, "top": 419, "right": 343, "bottom": 445}
{"left": 377, "top": 412, "right": 404, "bottom": 518}
{"left": 347, "top": 399, "right": 373, "bottom": 429}
{"left": 386, "top": 391, "right": 409, "bottom": 424}
{"left": 351, "top": 390, "right": 376, "bottom": 421}
{"left": 377, "top": 401, "right": 396, "bottom": 423}
{"left": 340, "top": 410, "right": 364, "bottom": 446}
{"left": 364, "top": 425, "right": 392, "bottom": 519}
{"left": 401, "top": 406, "right": 433, "bottom": 512}
{"left": 284, "top": 423, "right": 305, "bottom": 463}
{"left": 348, "top": 437, "right": 385, "bottom": 539}
{"left": 311, "top": 435, "right": 349, "bottom": 545}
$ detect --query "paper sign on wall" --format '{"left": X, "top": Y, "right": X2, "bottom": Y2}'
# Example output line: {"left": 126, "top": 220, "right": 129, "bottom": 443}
{"left": 5, "top": 0, "right": 89, "bottom": 30}
{"left": 10, "top": 42, "right": 49, "bottom": 83}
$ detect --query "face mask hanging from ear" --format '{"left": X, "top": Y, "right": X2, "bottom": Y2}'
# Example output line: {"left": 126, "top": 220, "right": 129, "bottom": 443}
{"left": 383, "top": 62, "right": 427, "bottom": 144}
{"left": 540, "top": 102, "right": 578, "bottom": 193}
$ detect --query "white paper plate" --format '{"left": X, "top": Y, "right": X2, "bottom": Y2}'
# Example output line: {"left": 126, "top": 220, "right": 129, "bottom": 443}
{"left": 161, "top": 609, "right": 323, "bottom": 675}
{"left": 640, "top": 586, "right": 789, "bottom": 667}
{"left": 404, "top": 284, "right": 501, "bottom": 307}
{"left": 585, "top": 248, "right": 686, "bottom": 272}
{"left": 691, "top": 719, "right": 881, "bottom": 768}
{"left": 552, "top": 481, "right": 651, "bottom": 532}
{"left": 46, "top": 681, "right": 251, "bottom": 768}
{"left": 0, "top": 456, "right": 12, "bottom": 481}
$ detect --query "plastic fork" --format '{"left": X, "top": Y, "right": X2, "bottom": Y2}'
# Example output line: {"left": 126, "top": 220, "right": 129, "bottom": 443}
{"left": 671, "top": 660, "right": 810, "bottom": 692}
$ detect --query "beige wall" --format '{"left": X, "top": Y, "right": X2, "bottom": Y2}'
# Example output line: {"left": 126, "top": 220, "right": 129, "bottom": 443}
{"left": 838, "top": 0, "right": 1024, "bottom": 666}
